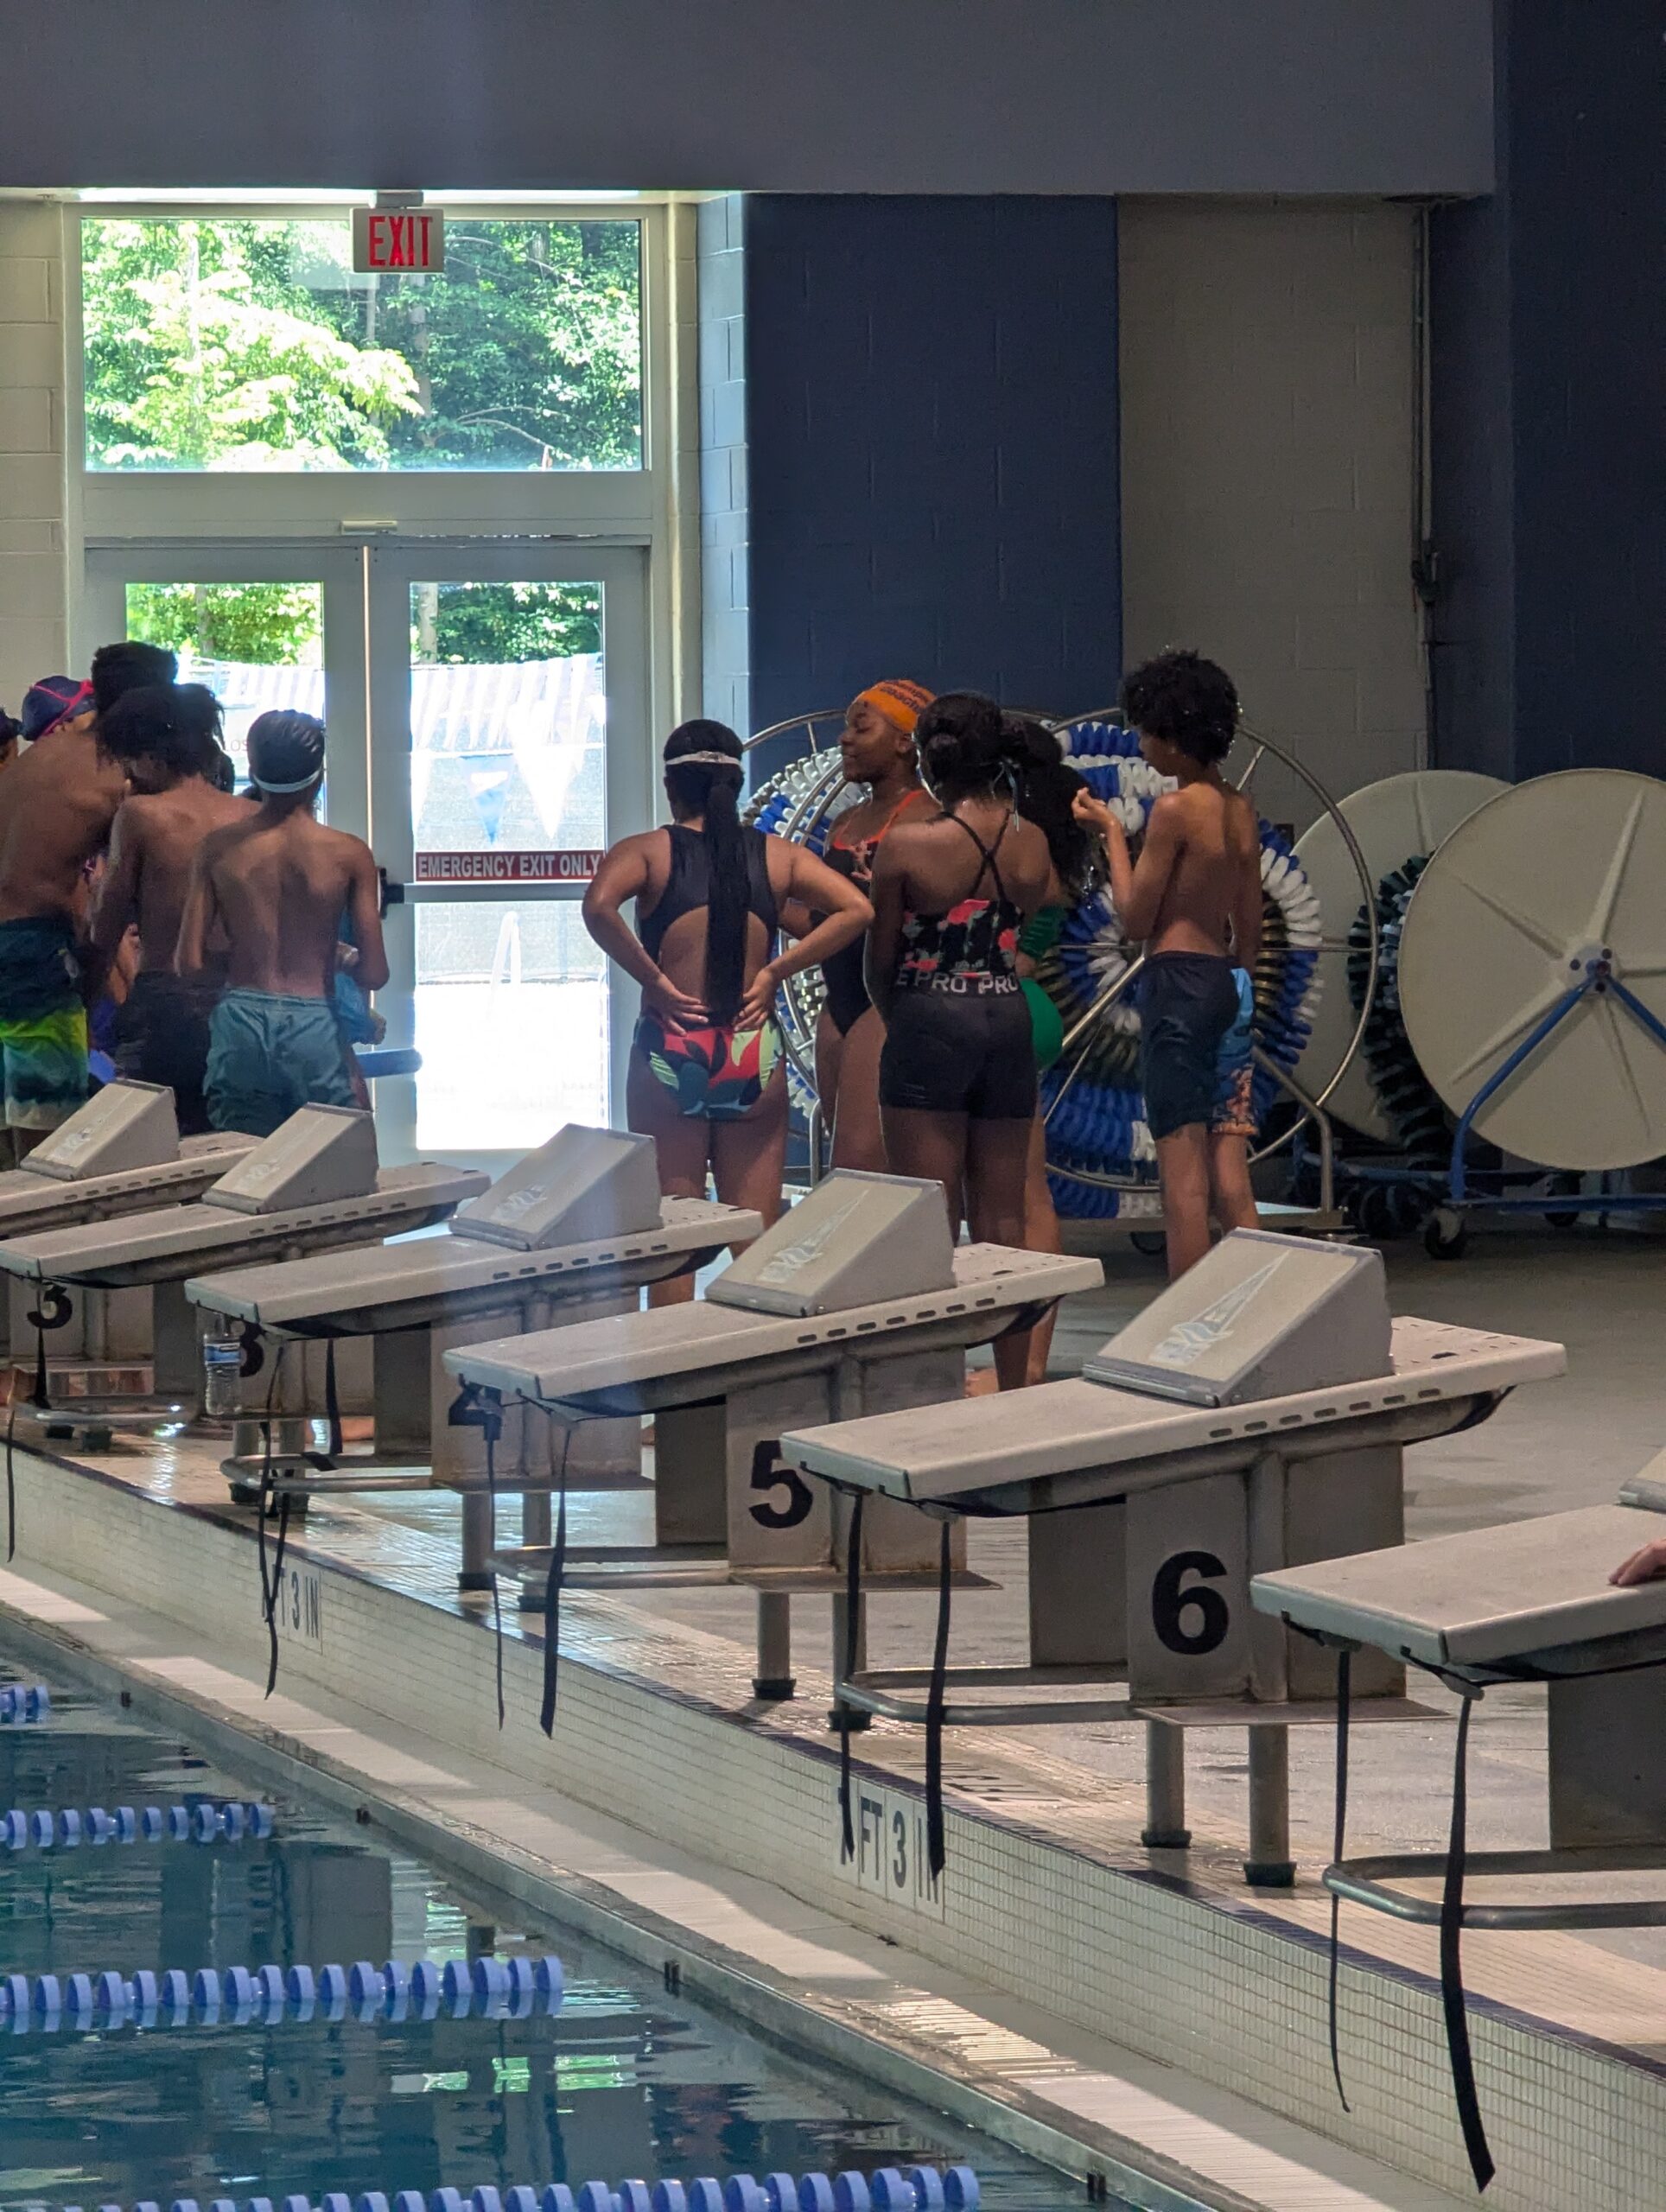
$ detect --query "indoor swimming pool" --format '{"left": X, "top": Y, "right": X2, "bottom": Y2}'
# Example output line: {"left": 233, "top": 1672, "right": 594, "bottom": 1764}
{"left": 0, "top": 1658, "right": 1117, "bottom": 2212}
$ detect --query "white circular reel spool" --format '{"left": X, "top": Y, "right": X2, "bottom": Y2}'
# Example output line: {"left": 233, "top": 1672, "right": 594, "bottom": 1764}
{"left": 1398, "top": 769, "right": 1666, "bottom": 1172}
{"left": 1293, "top": 771, "right": 1506, "bottom": 1141}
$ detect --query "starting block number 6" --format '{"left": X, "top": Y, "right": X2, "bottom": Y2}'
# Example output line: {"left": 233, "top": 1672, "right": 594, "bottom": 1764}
{"left": 1127, "top": 1476, "right": 1250, "bottom": 1698}
{"left": 1151, "top": 1550, "right": 1230, "bottom": 1656}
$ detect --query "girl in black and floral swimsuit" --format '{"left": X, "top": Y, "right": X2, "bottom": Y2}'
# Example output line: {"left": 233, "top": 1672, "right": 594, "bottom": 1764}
{"left": 864, "top": 691, "right": 1052, "bottom": 1254}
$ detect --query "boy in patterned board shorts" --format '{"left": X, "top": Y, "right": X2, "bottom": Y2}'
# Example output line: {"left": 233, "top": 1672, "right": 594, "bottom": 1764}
{"left": 1072, "top": 651, "right": 1263, "bottom": 1281}
{"left": 0, "top": 652, "right": 174, "bottom": 1158}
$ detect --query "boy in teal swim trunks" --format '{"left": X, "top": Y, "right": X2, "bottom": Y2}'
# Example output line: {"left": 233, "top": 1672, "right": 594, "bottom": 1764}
{"left": 177, "top": 711, "right": 388, "bottom": 1140}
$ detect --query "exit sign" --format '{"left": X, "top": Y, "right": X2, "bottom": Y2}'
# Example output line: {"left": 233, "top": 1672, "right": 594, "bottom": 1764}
{"left": 352, "top": 207, "right": 445, "bottom": 274}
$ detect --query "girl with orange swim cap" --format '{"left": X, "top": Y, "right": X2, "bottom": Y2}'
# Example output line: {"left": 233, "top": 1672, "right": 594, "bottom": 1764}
{"left": 812, "top": 681, "right": 935, "bottom": 1172}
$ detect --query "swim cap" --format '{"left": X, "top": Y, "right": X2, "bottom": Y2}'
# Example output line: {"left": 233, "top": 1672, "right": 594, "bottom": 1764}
{"left": 855, "top": 680, "right": 934, "bottom": 735}
{"left": 22, "top": 677, "right": 92, "bottom": 742}
{"left": 247, "top": 709, "right": 326, "bottom": 793}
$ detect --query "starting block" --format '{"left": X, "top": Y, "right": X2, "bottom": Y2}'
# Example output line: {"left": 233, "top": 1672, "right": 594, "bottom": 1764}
{"left": 0, "top": 1083, "right": 254, "bottom": 1378}
{"left": 0, "top": 1106, "right": 486, "bottom": 1446}
{"left": 443, "top": 1169, "right": 1103, "bottom": 1698}
{"left": 783, "top": 1230, "right": 1565, "bottom": 1880}
{"left": 187, "top": 1126, "right": 760, "bottom": 1586}
{"left": 1251, "top": 1465, "right": 1666, "bottom": 2190}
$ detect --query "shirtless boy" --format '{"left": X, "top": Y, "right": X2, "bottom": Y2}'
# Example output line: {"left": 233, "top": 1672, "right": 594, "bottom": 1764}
{"left": 176, "top": 709, "right": 388, "bottom": 1139}
{"left": 1074, "top": 650, "right": 1263, "bottom": 1279}
{"left": 91, "top": 683, "right": 253, "bottom": 1132}
{"left": 0, "top": 643, "right": 175, "bottom": 1154}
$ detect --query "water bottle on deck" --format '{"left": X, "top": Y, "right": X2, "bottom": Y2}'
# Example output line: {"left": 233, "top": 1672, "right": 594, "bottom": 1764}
{"left": 201, "top": 1314, "right": 242, "bottom": 1421}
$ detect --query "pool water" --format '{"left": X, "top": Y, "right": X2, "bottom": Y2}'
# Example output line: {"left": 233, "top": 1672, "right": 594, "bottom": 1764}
{"left": 0, "top": 1664, "right": 1127, "bottom": 2212}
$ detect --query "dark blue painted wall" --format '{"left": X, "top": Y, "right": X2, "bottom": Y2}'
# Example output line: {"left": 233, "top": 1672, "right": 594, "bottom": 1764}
{"left": 1430, "top": 0, "right": 1663, "bottom": 780}
{"left": 741, "top": 196, "right": 1122, "bottom": 741}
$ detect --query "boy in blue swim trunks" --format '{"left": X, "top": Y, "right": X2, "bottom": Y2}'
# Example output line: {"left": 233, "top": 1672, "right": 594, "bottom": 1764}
{"left": 1073, "top": 651, "right": 1264, "bottom": 1280}
{"left": 176, "top": 710, "right": 388, "bottom": 1140}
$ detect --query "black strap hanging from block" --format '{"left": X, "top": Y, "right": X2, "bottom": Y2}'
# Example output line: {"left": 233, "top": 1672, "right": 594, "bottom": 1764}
{"left": 264, "top": 1493, "right": 293, "bottom": 1700}
{"left": 4, "top": 1392, "right": 16, "bottom": 1565}
{"left": 323, "top": 1338, "right": 343, "bottom": 1460}
{"left": 838, "top": 1491, "right": 865, "bottom": 1865}
{"left": 1327, "top": 1645, "right": 1352, "bottom": 2113}
{"left": 486, "top": 1427, "right": 505, "bottom": 1732}
{"left": 1441, "top": 1693, "right": 1494, "bottom": 2192}
{"left": 255, "top": 1346, "right": 288, "bottom": 1699}
{"left": 925, "top": 1517, "right": 952, "bottom": 1881}
{"left": 25, "top": 1284, "right": 71, "bottom": 1414}
{"left": 540, "top": 1416, "right": 574, "bottom": 1738}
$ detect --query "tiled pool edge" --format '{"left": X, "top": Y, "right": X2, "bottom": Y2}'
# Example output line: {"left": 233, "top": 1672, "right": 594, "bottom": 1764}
{"left": 6, "top": 1441, "right": 1661, "bottom": 2211}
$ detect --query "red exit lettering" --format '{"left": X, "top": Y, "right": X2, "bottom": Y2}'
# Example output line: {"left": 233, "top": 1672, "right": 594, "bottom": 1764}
{"left": 353, "top": 207, "right": 445, "bottom": 275}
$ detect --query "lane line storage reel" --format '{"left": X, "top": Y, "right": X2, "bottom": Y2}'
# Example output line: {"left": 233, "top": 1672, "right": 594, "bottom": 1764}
{"left": 1396, "top": 768, "right": 1666, "bottom": 1245}
{"left": 1290, "top": 770, "right": 1507, "bottom": 1238}
{"left": 1034, "top": 715, "right": 1328, "bottom": 1219}
{"left": 741, "top": 711, "right": 855, "bottom": 1120}
{"left": 1292, "top": 772, "right": 1507, "bottom": 1148}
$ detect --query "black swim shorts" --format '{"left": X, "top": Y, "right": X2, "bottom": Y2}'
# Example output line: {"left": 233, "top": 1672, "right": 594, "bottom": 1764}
{"left": 879, "top": 983, "right": 1038, "bottom": 1121}
{"left": 1139, "top": 951, "right": 1256, "bottom": 1141}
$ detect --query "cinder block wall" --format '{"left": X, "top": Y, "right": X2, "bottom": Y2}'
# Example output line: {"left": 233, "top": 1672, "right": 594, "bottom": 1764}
{"left": 740, "top": 194, "right": 1123, "bottom": 746}
{"left": 0, "top": 201, "right": 71, "bottom": 715}
{"left": 1117, "top": 199, "right": 1423, "bottom": 827}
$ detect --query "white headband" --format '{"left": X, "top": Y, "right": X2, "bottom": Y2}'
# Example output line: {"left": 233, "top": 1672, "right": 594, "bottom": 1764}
{"left": 254, "top": 770, "right": 322, "bottom": 793}
{"left": 668, "top": 751, "right": 741, "bottom": 768}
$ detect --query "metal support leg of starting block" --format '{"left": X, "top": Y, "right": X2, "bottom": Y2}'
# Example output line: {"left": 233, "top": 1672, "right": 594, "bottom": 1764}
{"left": 755, "top": 1592, "right": 793, "bottom": 1702}
{"left": 1245, "top": 1725, "right": 1294, "bottom": 1886}
{"left": 1142, "top": 1721, "right": 1189, "bottom": 1849}
{"left": 461, "top": 1491, "right": 494, "bottom": 1592}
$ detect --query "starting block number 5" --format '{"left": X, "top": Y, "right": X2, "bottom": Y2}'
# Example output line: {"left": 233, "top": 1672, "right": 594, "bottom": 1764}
{"left": 747, "top": 1440, "right": 815, "bottom": 1530}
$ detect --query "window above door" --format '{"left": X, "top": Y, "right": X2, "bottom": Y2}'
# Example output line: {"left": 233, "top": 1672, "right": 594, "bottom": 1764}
{"left": 80, "top": 214, "right": 644, "bottom": 476}
{"left": 72, "top": 198, "right": 671, "bottom": 542}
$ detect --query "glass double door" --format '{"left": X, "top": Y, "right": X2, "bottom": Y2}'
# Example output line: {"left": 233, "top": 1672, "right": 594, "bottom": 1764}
{"left": 81, "top": 540, "right": 650, "bottom": 1168}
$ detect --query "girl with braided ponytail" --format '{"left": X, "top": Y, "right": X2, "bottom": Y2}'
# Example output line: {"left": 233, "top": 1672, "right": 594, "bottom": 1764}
{"left": 583, "top": 721, "right": 872, "bottom": 1295}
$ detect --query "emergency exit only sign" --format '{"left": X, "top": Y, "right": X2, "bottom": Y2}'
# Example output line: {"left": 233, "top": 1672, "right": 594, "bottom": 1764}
{"left": 352, "top": 207, "right": 445, "bottom": 273}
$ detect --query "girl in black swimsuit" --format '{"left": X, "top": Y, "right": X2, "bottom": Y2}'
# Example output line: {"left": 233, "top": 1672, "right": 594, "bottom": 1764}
{"left": 866, "top": 692, "right": 1052, "bottom": 1261}
{"left": 813, "top": 680, "right": 933, "bottom": 1171}
{"left": 583, "top": 721, "right": 871, "bottom": 1300}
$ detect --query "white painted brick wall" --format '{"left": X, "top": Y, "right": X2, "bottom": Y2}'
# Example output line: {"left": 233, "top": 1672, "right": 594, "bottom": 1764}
{"left": 0, "top": 200, "right": 70, "bottom": 708}
{"left": 1118, "top": 200, "right": 1424, "bottom": 829}
{"left": 696, "top": 194, "right": 750, "bottom": 737}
